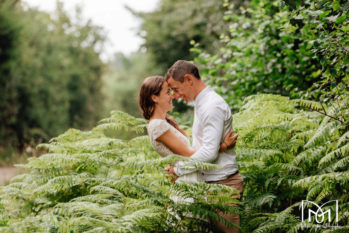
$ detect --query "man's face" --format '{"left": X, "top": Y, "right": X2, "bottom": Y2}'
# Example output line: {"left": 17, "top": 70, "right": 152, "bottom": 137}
{"left": 167, "top": 76, "right": 194, "bottom": 103}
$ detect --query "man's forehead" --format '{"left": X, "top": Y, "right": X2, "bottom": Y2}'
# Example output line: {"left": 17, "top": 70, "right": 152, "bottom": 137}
{"left": 167, "top": 77, "right": 179, "bottom": 87}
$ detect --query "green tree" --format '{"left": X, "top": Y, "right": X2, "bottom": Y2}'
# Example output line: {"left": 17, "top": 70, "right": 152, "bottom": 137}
{"left": 193, "top": 0, "right": 348, "bottom": 108}
{"left": 131, "top": 0, "right": 247, "bottom": 71}
{"left": 0, "top": 1, "right": 22, "bottom": 146}
{"left": 102, "top": 52, "right": 162, "bottom": 117}
{"left": 0, "top": 0, "right": 107, "bottom": 150}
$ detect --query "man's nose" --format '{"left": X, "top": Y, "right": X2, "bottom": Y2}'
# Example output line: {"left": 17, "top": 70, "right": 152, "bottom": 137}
{"left": 174, "top": 93, "right": 180, "bottom": 100}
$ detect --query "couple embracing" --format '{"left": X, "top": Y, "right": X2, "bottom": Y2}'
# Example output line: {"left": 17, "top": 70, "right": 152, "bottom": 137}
{"left": 139, "top": 60, "right": 244, "bottom": 233}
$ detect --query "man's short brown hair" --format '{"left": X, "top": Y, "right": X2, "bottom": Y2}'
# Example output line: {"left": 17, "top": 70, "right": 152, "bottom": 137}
{"left": 165, "top": 60, "right": 201, "bottom": 82}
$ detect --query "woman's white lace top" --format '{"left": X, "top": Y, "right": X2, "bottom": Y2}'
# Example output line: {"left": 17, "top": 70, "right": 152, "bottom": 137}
{"left": 147, "top": 119, "right": 203, "bottom": 183}
{"left": 148, "top": 119, "right": 190, "bottom": 157}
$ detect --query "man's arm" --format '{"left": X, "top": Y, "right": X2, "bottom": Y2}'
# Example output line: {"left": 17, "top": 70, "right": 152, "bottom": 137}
{"left": 190, "top": 106, "right": 225, "bottom": 162}
{"left": 173, "top": 106, "right": 226, "bottom": 176}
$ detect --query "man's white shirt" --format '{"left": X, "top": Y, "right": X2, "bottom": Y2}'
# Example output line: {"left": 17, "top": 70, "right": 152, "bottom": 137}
{"left": 174, "top": 86, "right": 238, "bottom": 182}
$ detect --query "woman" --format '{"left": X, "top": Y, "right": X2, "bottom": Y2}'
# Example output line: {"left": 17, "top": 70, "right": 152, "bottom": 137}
{"left": 139, "top": 76, "right": 237, "bottom": 183}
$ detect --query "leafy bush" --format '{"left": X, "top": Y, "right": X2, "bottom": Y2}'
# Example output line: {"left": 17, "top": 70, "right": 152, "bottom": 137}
{"left": 234, "top": 94, "right": 348, "bottom": 232}
{"left": 1, "top": 93, "right": 348, "bottom": 232}
{"left": 189, "top": 0, "right": 349, "bottom": 230}
{"left": 192, "top": 0, "right": 348, "bottom": 107}
{"left": 0, "top": 111, "right": 239, "bottom": 232}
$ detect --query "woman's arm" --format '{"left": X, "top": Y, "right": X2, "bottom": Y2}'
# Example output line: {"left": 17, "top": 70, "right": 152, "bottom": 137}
{"left": 156, "top": 129, "right": 238, "bottom": 157}
{"left": 156, "top": 130, "right": 195, "bottom": 157}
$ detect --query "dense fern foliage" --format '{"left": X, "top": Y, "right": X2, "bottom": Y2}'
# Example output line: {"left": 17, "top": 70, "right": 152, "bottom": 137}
{"left": 1, "top": 94, "right": 348, "bottom": 232}
{"left": 0, "top": 111, "right": 239, "bottom": 233}
{"left": 234, "top": 94, "right": 349, "bottom": 232}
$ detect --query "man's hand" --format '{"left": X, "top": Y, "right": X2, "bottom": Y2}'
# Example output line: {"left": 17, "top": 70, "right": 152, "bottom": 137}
{"left": 165, "top": 165, "right": 178, "bottom": 183}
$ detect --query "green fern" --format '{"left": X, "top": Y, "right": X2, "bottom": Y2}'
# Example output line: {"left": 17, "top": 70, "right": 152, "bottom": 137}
{"left": 1, "top": 93, "right": 348, "bottom": 232}
{"left": 0, "top": 109, "right": 240, "bottom": 232}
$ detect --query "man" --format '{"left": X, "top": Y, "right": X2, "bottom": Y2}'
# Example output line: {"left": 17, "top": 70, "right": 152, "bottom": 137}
{"left": 165, "top": 60, "right": 244, "bottom": 233}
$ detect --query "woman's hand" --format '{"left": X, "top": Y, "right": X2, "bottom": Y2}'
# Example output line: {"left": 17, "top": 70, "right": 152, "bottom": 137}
{"left": 165, "top": 165, "right": 178, "bottom": 183}
{"left": 220, "top": 130, "right": 239, "bottom": 152}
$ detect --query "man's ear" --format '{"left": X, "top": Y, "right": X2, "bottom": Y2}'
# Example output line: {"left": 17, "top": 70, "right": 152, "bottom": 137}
{"left": 184, "top": 74, "right": 194, "bottom": 85}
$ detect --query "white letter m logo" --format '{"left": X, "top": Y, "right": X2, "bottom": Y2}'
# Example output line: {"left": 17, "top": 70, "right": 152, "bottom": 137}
{"left": 301, "top": 200, "right": 338, "bottom": 224}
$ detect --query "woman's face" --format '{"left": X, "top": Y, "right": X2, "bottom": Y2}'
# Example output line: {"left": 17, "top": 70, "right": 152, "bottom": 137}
{"left": 155, "top": 81, "right": 173, "bottom": 112}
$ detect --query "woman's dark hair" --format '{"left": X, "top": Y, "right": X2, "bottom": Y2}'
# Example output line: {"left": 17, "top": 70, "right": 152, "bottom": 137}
{"left": 138, "top": 76, "right": 187, "bottom": 136}
{"left": 139, "top": 76, "right": 164, "bottom": 120}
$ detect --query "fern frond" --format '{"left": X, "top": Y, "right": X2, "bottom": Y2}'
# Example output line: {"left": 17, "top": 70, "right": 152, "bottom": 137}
{"left": 238, "top": 161, "right": 265, "bottom": 170}
{"left": 127, "top": 135, "right": 154, "bottom": 151}
{"left": 90, "top": 185, "right": 125, "bottom": 198}
{"left": 247, "top": 193, "right": 277, "bottom": 208}
{"left": 114, "top": 207, "right": 163, "bottom": 232}
{"left": 305, "top": 121, "right": 338, "bottom": 148}
{"left": 323, "top": 226, "right": 349, "bottom": 233}
{"left": 94, "top": 123, "right": 146, "bottom": 135}
{"left": 336, "top": 131, "right": 349, "bottom": 148}
{"left": 48, "top": 128, "right": 104, "bottom": 143}
{"left": 306, "top": 183, "right": 323, "bottom": 200}
{"left": 57, "top": 216, "right": 116, "bottom": 233}
{"left": 236, "top": 148, "right": 283, "bottom": 161}
{"left": 330, "top": 156, "right": 349, "bottom": 171}
{"left": 173, "top": 182, "right": 240, "bottom": 204}
{"left": 267, "top": 163, "right": 301, "bottom": 175}
{"left": 120, "top": 154, "right": 183, "bottom": 171}
{"left": 293, "top": 171, "right": 349, "bottom": 189}
{"left": 292, "top": 146, "right": 326, "bottom": 166}
{"left": 54, "top": 202, "right": 124, "bottom": 220}
{"left": 315, "top": 183, "right": 335, "bottom": 203}
{"left": 37, "top": 137, "right": 127, "bottom": 154}
{"left": 96, "top": 110, "right": 147, "bottom": 135}
{"left": 291, "top": 129, "right": 315, "bottom": 142}
{"left": 285, "top": 221, "right": 325, "bottom": 233}
{"left": 70, "top": 194, "right": 120, "bottom": 205}
{"left": 32, "top": 173, "right": 94, "bottom": 197}
{"left": 124, "top": 154, "right": 220, "bottom": 171}
{"left": 319, "top": 143, "right": 349, "bottom": 168}
{"left": 294, "top": 99, "right": 327, "bottom": 112}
